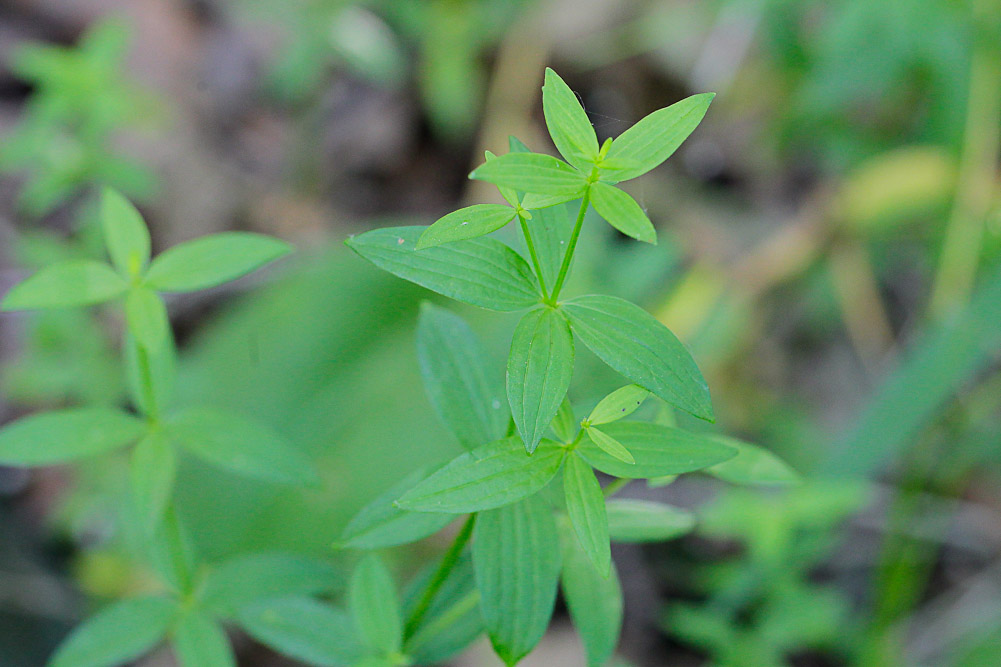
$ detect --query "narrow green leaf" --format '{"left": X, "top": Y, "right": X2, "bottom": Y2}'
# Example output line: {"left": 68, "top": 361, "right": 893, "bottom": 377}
{"left": 706, "top": 437, "right": 800, "bottom": 486}
{"left": 589, "top": 182, "right": 656, "bottom": 244}
{"left": 473, "top": 498, "right": 561, "bottom": 666}
{"left": 396, "top": 437, "right": 565, "bottom": 513}
{"left": 101, "top": 187, "right": 150, "bottom": 277}
{"left": 166, "top": 407, "right": 317, "bottom": 485}
{"left": 125, "top": 287, "right": 170, "bottom": 352}
{"left": 130, "top": 432, "right": 176, "bottom": 528}
{"left": 542, "top": 68, "right": 599, "bottom": 171}
{"left": 349, "top": 554, "right": 403, "bottom": 655}
{"left": 1, "top": 260, "right": 126, "bottom": 311}
{"left": 238, "top": 598, "right": 365, "bottom": 667}
{"left": 488, "top": 149, "right": 522, "bottom": 207}
{"left": 599, "top": 93, "right": 715, "bottom": 182}
{"left": 172, "top": 611, "right": 235, "bottom": 667}
{"left": 551, "top": 397, "right": 577, "bottom": 443}
{"left": 402, "top": 553, "right": 482, "bottom": 664}
{"left": 49, "top": 596, "right": 177, "bottom": 667}
{"left": 470, "top": 152, "right": 588, "bottom": 198}
{"left": 508, "top": 306, "right": 575, "bottom": 453}
{"left": 528, "top": 201, "right": 575, "bottom": 288}
{"left": 588, "top": 384, "right": 650, "bottom": 425}
{"left": 145, "top": 232, "right": 292, "bottom": 292}
{"left": 0, "top": 408, "right": 145, "bottom": 466}
{"left": 346, "top": 226, "right": 540, "bottom": 311}
{"left": 124, "top": 331, "right": 176, "bottom": 417}
{"left": 521, "top": 191, "right": 585, "bottom": 209}
{"left": 562, "top": 295, "right": 713, "bottom": 421}
{"left": 417, "top": 204, "right": 516, "bottom": 249}
{"left": 563, "top": 453, "right": 611, "bottom": 575}
{"left": 606, "top": 499, "right": 695, "bottom": 542}
{"left": 416, "top": 303, "right": 507, "bottom": 449}
{"left": 577, "top": 422, "right": 736, "bottom": 478}
{"left": 146, "top": 506, "right": 198, "bottom": 595}
{"left": 585, "top": 426, "right": 635, "bottom": 464}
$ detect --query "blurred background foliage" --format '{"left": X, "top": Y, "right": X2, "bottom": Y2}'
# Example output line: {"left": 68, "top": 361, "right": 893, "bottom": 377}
{"left": 1, "top": 0, "right": 1000, "bottom": 665}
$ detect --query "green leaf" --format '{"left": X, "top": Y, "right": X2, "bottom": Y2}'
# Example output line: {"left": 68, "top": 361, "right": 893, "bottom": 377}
{"left": 146, "top": 507, "right": 198, "bottom": 595}
{"left": 577, "top": 422, "right": 736, "bottom": 478}
{"left": 339, "top": 468, "right": 455, "bottom": 549}
{"left": 542, "top": 68, "right": 599, "bottom": 171}
{"left": 417, "top": 204, "right": 516, "bottom": 249}
{"left": 48, "top": 596, "right": 177, "bottom": 667}
{"left": 470, "top": 152, "right": 588, "bottom": 199}
{"left": 585, "top": 426, "right": 635, "bottom": 464}
{"left": 349, "top": 554, "right": 403, "bottom": 655}
{"left": 599, "top": 93, "right": 715, "bottom": 182}
{"left": 172, "top": 611, "right": 235, "bottom": 667}
{"left": 588, "top": 384, "right": 650, "bottom": 425}
{"left": 125, "top": 331, "right": 176, "bottom": 416}
{"left": 562, "top": 295, "right": 713, "bottom": 421}
{"left": 101, "top": 187, "right": 150, "bottom": 277}
{"left": 563, "top": 453, "right": 611, "bottom": 575}
{"left": 589, "top": 182, "right": 656, "bottom": 244}
{"left": 0, "top": 408, "right": 145, "bottom": 466}
{"left": 396, "top": 437, "right": 565, "bottom": 513}
{"left": 416, "top": 303, "right": 507, "bottom": 449}
{"left": 508, "top": 306, "right": 574, "bottom": 453}
{"left": 521, "top": 191, "right": 585, "bottom": 209}
{"left": 550, "top": 397, "right": 577, "bottom": 443}
{"left": 473, "top": 497, "right": 561, "bottom": 666}
{"left": 706, "top": 437, "right": 800, "bottom": 486}
{"left": 130, "top": 432, "right": 176, "bottom": 528}
{"left": 125, "top": 287, "right": 170, "bottom": 352}
{"left": 403, "top": 553, "right": 482, "bottom": 664}
{"left": 144, "top": 232, "right": 292, "bottom": 292}
{"left": 528, "top": 201, "right": 575, "bottom": 288}
{"left": 606, "top": 499, "right": 695, "bottom": 542}
{"left": 238, "top": 598, "right": 365, "bottom": 667}
{"left": 1, "top": 260, "right": 126, "bottom": 310}
{"left": 346, "top": 226, "right": 540, "bottom": 311}
{"left": 166, "top": 407, "right": 317, "bottom": 485}
{"left": 559, "top": 516, "right": 623, "bottom": 667}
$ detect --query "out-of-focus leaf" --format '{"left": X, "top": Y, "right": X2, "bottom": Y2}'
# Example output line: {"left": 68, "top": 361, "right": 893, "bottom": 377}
{"left": 100, "top": 187, "right": 150, "bottom": 277}
{"left": 172, "top": 610, "right": 235, "bottom": 667}
{"left": 707, "top": 437, "right": 800, "bottom": 486}
{"left": 125, "top": 287, "right": 170, "bottom": 352}
{"left": 145, "top": 233, "right": 292, "bottom": 292}
{"left": 0, "top": 408, "right": 145, "bottom": 465}
{"left": 238, "top": 597, "right": 364, "bottom": 667}
{"left": 49, "top": 596, "right": 177, "bottom": 667}
{"left": 1, "top": 260, "right": 126, "bottom": 310}
{"left": 349, "top": 554, "right": 403, "bottom": 655}
{"left": 606, "top": 499, "right": 695, "bottom": 542}
{"left": 578, "top": 422, "right": 736, "bottom": 478}
{"left": 130, "top": 432, "right": 176, "bottom": 528}
{"left": 201, "top": 553, "right": 341, "bottom": 617}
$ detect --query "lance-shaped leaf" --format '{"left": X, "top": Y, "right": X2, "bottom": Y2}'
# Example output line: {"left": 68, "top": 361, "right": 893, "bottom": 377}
{"left": 49, "top": 596, "right": 177, "bottom": 667}
{"left": 470, "top": 152, "right": 588, "bottom": 199}
{"left": 550, "top": 397, "right": 577, "bottom": 444}
{"left": 473, "top": 498, "right": 561, "bottom": 666}
{"left": 606, "top": 499, "right": 695, "bottom": 542}
{"left": 125, "top": 287, "right": 170, "bottom": 352}
{"left": 542, "top": 68, "right": 599, "bottom": 171}
{"left": 403, "top": 553, "right": 482, "bottom": 664}
{"left": 165, "top": 407, "right": 317, "bottom": 485}
{"left": 172, "top": 611, "right": 235, "bottom": 667}
{"left": 585, "top": 426, "right": 635, "bottom": 464}
{"left": 527, "top": 200, "right": 575, "bottom": 288}
{"left": 125, "top": 331, "right": 176, "bottom": 417}
{"left": 239, "top": 598, "right": 365, "bottom": 667}
{"left": 200, "top": 552, "right": 342, "bottom": 617}
{"left": 589, "top": 182, "right": 656, "bottom": 244}
{"left": 396, "top": 437, "right": 565, "bottom": 513}
{"left": 578, "top": 422, "right": 736, "bottom": 478}
{"left": 349, "top": 554, "right": 403, "bottom": 655}
{"left": 130, "top": 432, "right": 176, "bottom": 528}
{"left": 588, "top": 384, "right": 650, "bottom": 425}
{"left": 101, "top": 187, "right": 150, "bottom": 277}
{"left": 144, "top": 232, "right": 292, "bottom": 292}
{"left": 346, "top": 226, "right": 540, "bottom": 311}
{"left": 705, "top": 437, "right": 800, "bottom": 486}
{"left": 564, "top": 453, "right": 611, "bottom": 575}
{"left": 146, "top": 507, "right": 198, "bottom": 595}
{"left": 0, "top": 408, "right": 145, "bottom": 466}
{"left": 417, "top": 204, "right": 516, "bottom": 249}
{"left": 416, "top": 303, "right": 507, "bottom": 449}
{"left": 599, "top": 93, "right": 715, "bottom": 182}
{"left": 1, "top": 260, "right": 127, "bottom": 311}
{"left": 508, "top": 306, "right": 574, "bottom": 453}
{"left": 562, "top": 295, "right": 713, "bottom": 421}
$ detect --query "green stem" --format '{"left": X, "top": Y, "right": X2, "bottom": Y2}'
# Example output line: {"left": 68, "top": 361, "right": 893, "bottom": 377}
{"left": 405, "top": 590, "right": 480, "bottom": 655}
{"left": 518, "top": 212, "right": 549, "bottom": 298}
{"left": 602, "top": 477, "right": 630, "bottom": 498}
{"left": 548, "top": 188, "right": 591, "bottom": 304}
{"left": 135, "top": 341, "right": 159, "bottom": 422}
{"left": 403, "top": 513, "right": 477, "bottom": 640}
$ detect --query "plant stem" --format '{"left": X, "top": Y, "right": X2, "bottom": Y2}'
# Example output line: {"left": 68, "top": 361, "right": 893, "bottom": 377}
{"left": 548, "top": 188, "right": 591, "bottom": 304}
{"left": 602, "top": 477, "right": 630, "bottom": 497}
{"left": 135, "top": 341, "right": 159, "bottom": 421}
{"left": 518, "top": 212, "right": 549, "bottom": 298}
{"left": 405, "top": 590, "right": 480, "bottom": 655}
{"left": 403, "top": 513, "right": 477, "bottom": 640}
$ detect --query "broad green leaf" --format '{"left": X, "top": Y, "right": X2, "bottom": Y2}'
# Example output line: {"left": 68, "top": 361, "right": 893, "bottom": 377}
{"left": 585, "top": 426, "right": 635, "bottom": 464}
{"left": 599, "top": 93, "right": 714, "bottom": 182}
{"left": 507, "top": 306, "right": 574, "bottom": 453}
{"left": 101, "top": 187, "right": 150, "bottom": 277}
{"left": 125, "top": 287, "right": 170, "bottom": 352}
{"left": 339, "top": 468, "right": 454, "bottom": 549}
{"left": 396, "top": 437, "right": 565, "bottom": 513}
{"left": 589, "top": 182, "right": 656, "bottom": 244}
{"left": 588, "top": 384, "right": 650, "bottom": 425}
{"left": 238, "top": 598, "right": 365, "bottom": 667}
{"left": 48, "top": 596, "right": 177, "bottom": 667}
{"left": 416, "top": 303, "right": 507, "bottom": 449}
{"left": 473, "top": 498, "right": 561, "bottom": 666}
{"left": 563, "top": 453, "right": 611, "bottom": 575}
{"left": 166, "top": 407, "right": 317, "bottom": 485}
{"left": 349, "top": 554, "right": 403, "bottom": 655}
{"left": 559, "top": 516, "right": 622, "bottom": 667}
{"left": 1, "top": 260, "right": 126, "bottom": 310}
{"left": 172, "top": 611, "right": 235, "bottom": 667}
{"left": 417, "top": 204, "right": 516, "bottom": 249}
{"left": 130, "top": 432, "right": 176, "bottom": 528}
{"left": 201, "top": 553, "right": 342, "bottom": 618}
{"left": 542, "top": 67, "right": 599, "bottom": 171}
{"left": 346, "top": 226, "right": 540, "bottom": 311}
{"left": 578, "top": 422, "right": 736, "bottom": 478}
{"left": 470, "top": 152, "right": 588, "bottom": 199}
{"left": 606, "top": 499, "right": 695, "bottom": 542}
{"left": 0, "top": 408, "right": 144, "bottom": 466}
{"left": 551, "top": 397, "right": 577, "bottom": 443}
{"left": 403, "top": 553, "right": 482, "bottom": 664}
{"left": 145, "top": 232, "right": 292, "bottom": 292}
{"left": 706, "top": 437, "right": 800, "bottom": 486}
{"left": 562, "top": 295, "right": 713, "bottom": 421}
